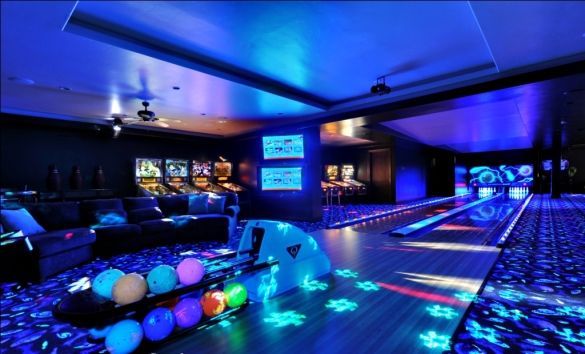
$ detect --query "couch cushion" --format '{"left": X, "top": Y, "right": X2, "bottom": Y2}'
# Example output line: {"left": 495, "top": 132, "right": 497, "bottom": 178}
{"left": 124, "top": 197, "right": 158, "bottom": 211}
{"left": 29, "top": 228, "right": 96, "bottom": 257}
{"left": 1, "top": 208, "right": 46, "bottom": 235}
{"left": 188, "top": 194, "right": 209, "bottom": 214}
{"left": 128, "top": 207, "right": 164, "bottom": 224}
{"left": 138, "top": 218, "right": 176, "bottom": 235}
{"left": 91, "top": 209, "right": 128, "bottom": 226}
{"left": 157, "top": 194, "right": 189, "bottom": 216}
{"left": 23, "top": 202, "right": 82, "bottom": 231}
{"left": 207, "top": 194, "right": 226, "bottom": 214}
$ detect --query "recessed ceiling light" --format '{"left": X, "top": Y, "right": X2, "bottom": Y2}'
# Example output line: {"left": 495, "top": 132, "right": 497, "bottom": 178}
{"left": 173, "top": 86, "right": 180, "bottom": 90}
{"left": 59, "top": 86, "right": 71, "bottom": 91}
{"left": 201, "top": 113, "right": 206, "bottom": 116}
{"left": 218, "top": 120, "right": 227, "bottom": 124}
{"left": 8, "top": 77, "right": 35, "bottom": 85}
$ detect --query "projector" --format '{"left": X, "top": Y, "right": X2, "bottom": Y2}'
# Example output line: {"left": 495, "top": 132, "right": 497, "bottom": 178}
{"left": 370, "top": 83, "right": 392, "bottom": 95}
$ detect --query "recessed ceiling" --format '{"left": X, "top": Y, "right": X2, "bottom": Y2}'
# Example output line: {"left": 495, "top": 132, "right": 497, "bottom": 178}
{"left": 1, "top": 1, "right": 585, "bottom": 150}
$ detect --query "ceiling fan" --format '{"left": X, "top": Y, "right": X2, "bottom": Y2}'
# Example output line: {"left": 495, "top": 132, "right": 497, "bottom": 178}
{"left": 106, "top": 101, "right": 181, "bottom": 128}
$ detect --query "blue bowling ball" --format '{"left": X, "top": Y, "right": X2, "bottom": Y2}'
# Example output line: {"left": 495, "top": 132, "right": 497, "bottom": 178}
{"left": 147, "top": 265, "right": 178, "bottom": 295}
{"left": 105, "top": 319, "right": 143, "bottom": 354}
{"left": 92, "top": 269, "right": 125, "bottom": 300}
{"left": 142, "top": 307, "right": 176, "bottom": 341}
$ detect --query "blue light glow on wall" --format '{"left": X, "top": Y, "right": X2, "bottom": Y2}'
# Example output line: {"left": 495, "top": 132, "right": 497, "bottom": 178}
{"left": 469, "top": 165, "right": 533, "bottom": 186}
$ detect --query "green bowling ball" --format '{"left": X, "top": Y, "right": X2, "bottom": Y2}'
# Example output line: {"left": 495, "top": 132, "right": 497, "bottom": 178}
{"left": 224, "top": 282, "right": 247, "bottom": 308}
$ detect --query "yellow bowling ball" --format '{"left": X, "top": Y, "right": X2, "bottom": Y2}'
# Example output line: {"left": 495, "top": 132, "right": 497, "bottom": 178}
{"left": 112, "top": 273, "right": 148, "bottom": 305}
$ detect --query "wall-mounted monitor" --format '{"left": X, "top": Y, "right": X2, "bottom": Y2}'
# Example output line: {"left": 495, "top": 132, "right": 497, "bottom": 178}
{"left": 469, "top": 164, "right": 533, "bottom": 186}
{"left": 165, "top": 159, "right": 188, "bottom": 177}
{"left": 214, "top": 162, "right": 232, "bottom": 177}
{"left": 260, "top": 167, "right": 302, "bottom": 191}
{"left": 136, "top": 158, "right": 162, "bottom": 178}
{"left": 542, "top": 159, "right": 569, "bottom": 171}
{"left": 191, "top": 161, "right": 213, "bottom": 177}
{"left": 262, "top": 134, "right": 304, "bottom": 160}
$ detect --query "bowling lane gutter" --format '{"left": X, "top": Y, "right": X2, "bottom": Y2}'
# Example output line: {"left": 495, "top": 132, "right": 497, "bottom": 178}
{"left": 388, "top": 193, "right": 502, "bottom": 237}
{"left": 327, "top": 193, "right": 472, "bottom": 229}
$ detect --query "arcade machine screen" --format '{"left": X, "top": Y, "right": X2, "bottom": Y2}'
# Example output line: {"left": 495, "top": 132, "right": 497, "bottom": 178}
{"left": 329, "top": 165, "right": 354, "bottom": 197}
{"left": 262, "top": 134, "right": 304, "bottom": 160}
{"left": 322, "top": 165, "right": 341, "bottom": 201}
{"left": 191, "top": 161, "right": 224, "bottom": 193}
{"left": 165, "top": 159, "right": 198, "bottom": 194}
{"left": 260, "top": 167, "right": 302, "bottom": 191}
{"left": 340, "top": 164, "right": 367, "bottom": 195}
{"left": 215, "top": 161, "right": 247, "bottom": 193}
{"left": 135, "top": 158, "right": 174, "bottom": 196}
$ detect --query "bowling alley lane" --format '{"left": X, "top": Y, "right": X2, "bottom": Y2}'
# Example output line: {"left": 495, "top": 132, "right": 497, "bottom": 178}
{"left": 160, "top": 201, "right": 515, "bottom": 354}
{"left": 349, "top": 194, "right": 479, "bottom": 234}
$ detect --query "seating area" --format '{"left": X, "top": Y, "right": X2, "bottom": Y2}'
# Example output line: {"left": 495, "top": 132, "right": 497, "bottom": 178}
{"left": 0, "top": 192, "right": 239, "bottom": 282}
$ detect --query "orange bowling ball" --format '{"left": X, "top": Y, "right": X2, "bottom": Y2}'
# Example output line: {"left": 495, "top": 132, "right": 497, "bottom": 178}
{"left": 200, "top": 289, "right": 226, "bottom": 317}
{"left": 112, "top": 273, "right": 148, "bottom": 305}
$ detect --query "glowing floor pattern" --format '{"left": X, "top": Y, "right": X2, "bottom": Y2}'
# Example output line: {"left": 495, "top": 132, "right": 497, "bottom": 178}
{"left": 451, "top": 195, "right": 585, "bottom": 353}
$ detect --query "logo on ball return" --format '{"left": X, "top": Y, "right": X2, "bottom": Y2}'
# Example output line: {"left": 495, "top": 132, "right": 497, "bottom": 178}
{"left": 286, "top": 244, "right": 302, "bottom": 259}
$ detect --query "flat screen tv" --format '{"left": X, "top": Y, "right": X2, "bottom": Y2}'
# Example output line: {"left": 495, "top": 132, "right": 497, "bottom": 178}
{"left": 165, "top": 159, "right": 188, "bottom": 177}
{"left": 191, "top": 161, "right": 213, "bottom": 177}
{"left": 136, "top": 158, "right": 162, "bottom": 178}
{"left": 262, "top": 134, "right": 304, "bottom": 160}
{"left": 260, "top": 167, "right": 302, "bottom": 191}
{"left": 214, "top": 162, "right": 232, "bottom": 177}
{"left": 469, "top": 164, "right": 534, "bottom": 186}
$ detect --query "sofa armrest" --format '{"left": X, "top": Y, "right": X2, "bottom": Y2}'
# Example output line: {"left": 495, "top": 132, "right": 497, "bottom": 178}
{"left": 225, "top": 205, "right": 240, "bottom": 218}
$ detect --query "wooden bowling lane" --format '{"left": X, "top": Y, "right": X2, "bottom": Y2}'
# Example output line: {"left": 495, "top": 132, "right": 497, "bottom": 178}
{"left": 160, "top": 224, "right": 502, "bottom": 353}
{"left": 350, "top": 195, "right": 478, "bottom": 234}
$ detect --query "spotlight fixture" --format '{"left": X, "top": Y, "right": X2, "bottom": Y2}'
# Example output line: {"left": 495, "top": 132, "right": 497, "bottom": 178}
{"left": 370, "top": 75, "right": 391, "bottom": 95}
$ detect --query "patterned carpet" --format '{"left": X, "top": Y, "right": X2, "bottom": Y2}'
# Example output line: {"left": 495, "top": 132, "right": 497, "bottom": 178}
{"left": 451, "top": 195, "right": 585, "bottom": 353}
{"left": 1, "top": 198, "right": 583, "bottom": 353}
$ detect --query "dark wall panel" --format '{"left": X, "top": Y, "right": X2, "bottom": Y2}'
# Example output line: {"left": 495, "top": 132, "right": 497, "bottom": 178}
{"left": 0, "top": 118, "right": 219, "bottom": 197}
{"left": 227, "top": 126, "right": 322, "bottom": 221}
{"left": 393, "top": 139, "right": 428, "bottom": 202}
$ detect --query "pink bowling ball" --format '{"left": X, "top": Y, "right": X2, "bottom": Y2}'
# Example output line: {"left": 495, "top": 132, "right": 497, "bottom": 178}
{"left": 176, "top": 258, "right": 205, "bottom": 286}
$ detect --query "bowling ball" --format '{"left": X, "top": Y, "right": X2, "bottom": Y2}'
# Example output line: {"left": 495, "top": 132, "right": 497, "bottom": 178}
{"left": 173, "top": 298, "right": 203, "bottom": 328}
{"left": 147, "top": 265, "right": 178, "bottom": 295}
{"left": 105, "top": 319, "right": 143, "bottom": 354}
{"left": 224, "top": 282, "right": 247, "bottom": 308}
{"left": 112, "top": 273, "right": 148, "bottom": 305}
{"left": 176, "top": 258, "right": 205, "bottom": 286}
{"left": 92, "top": 269, "right": 125, "bottom": 300}
{"left": 142, "top": 307, "right": 176, "bottom": 341}
{"left": 200, "top": 289, "right": 226, "bottom": 317}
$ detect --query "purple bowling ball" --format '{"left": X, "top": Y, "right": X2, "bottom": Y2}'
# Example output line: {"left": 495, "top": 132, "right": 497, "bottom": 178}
{"left": 173, "top": 298, "right": 203, "bottom": 328}
{"left": 176, "top": 258, "right": 205, "bottom": 286}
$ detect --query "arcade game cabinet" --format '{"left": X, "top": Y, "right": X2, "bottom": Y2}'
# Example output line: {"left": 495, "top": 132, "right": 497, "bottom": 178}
{"left": 191, "top": 161, "right": 225, "bottom": 193}
{"left": 341, "top": 164, "right": 367, "bottom": 196}
{"left": 164, "top": 159, "right": 199, "bottom": 194}
{"left": 135, "top": 158, "right": 175, "bottom": 196}
{"left": 322, "top": 165, "right": 341, "bottom": 205}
